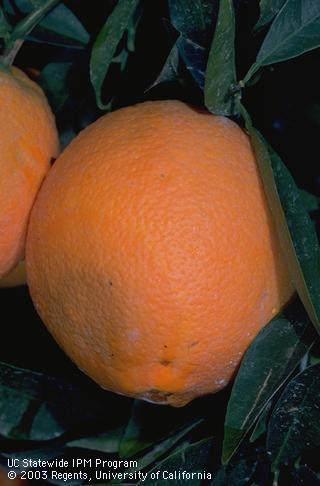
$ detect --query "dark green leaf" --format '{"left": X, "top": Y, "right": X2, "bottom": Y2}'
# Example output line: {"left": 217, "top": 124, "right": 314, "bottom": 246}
{"left": 138, "top": 438, "right": 214, "bottom": 485}
{"left": 0, "top": 9, "right": 11, "bottom": 39}
{"left": 149, "top": 35, "right": 207, "bottom": 91}
{"left": 168, "top": 0, "right": 217, "bottom": 46}
{"left": 178, "top": 36, "right": 206, "bottom": 90}
{"left": 267, "top": 363, "right": 320, "bottom": 467}
{"left": 249, "top": 402, "right": 271, "bottom": 443}
{"left": 110, "top": 425, "right": 203, "bottom": 484}
{"left": 213, "top": 448, "right": 272, "bottom": 485}
{"left": 255, "top": 0, "right": 286, "bottom": 30}
{"left": 168, "top": 1, "right": 217, "bottom": 88}
{"left": 39, "top": 62, "right": 72, "bottom": 112}
{"left": 0, "top": 361, "right": 131, "bottom": 440}
{"left": 204, "top": 0, "right": 237, "bottom": 116}
{"left": 29, "top": 2, "right": 89, "bottom": 46}
{"left": 119, "top": 400, "right": 202, "bottom": 458}
{"left": 299, "top": 189, "right": 319, "bottom": 213}
{"left": 246, "top": 0, "right": 320, "bottom": 82}
{"left": 148, "top": 40, "right": 180, "bottom": 90}
{"left": 4, "top": 0, "right": 89, "bottom": 47}
{"left": 222, "top": 305, "right": 314, "bottom": 464}
{"left": 67, "top": 427, "right": 124, "bottom": 453}
{"left": 3, "top": 0, "right": 60, "bottom": 62}
{"left": 90, "top": 0, "right": 139, "bottom": 110}
{"left": 246, "top": 123, "right": 320, "bottom": 332}
{"left": 293, "top": 466, "right": 320, "bottom": 485}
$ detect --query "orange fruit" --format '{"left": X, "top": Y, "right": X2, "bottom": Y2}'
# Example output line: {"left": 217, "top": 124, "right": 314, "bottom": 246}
{"left": 0, "top": 261, "right": 26, "bottom": 288}
{"left": 26, "top": 100, "right": 293, "bottom": 407}
{"left": 0, "top": 66, "right": 59, "bottom": 278}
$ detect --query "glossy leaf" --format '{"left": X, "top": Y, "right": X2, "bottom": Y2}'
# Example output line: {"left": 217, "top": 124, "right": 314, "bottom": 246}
{"left": 0, "top": 361, "right": 131, "bottom": 440}
{"left": 245, "top": 121, "right": 320, "bottom": 332}
{"left": 168, "top": 0, "right": 217, "bottom": 88}
{"left": 267, "top": 363, "right": 320, "bottom": 467}
{"left": 249, "top": 402, "right": 271, "bottom": 443}
{"left": 119, "top": 399, "right": 202, "bottom": 458}
{"left": 137, "top": 438, "right": 214, "bottom": 485}
{"left": 67, "top": 427, "right": 124, "bottom": 453}
{"left": 246, "top": 0, "right": 320, "bottom": 82}
{"left": 90, "top": 0, "right": 139, "bottom": 110}
{"left": 204, "top": 0, "right": 237, "bottom": 116}
{"left": 222, "top": 304, "right": 314, "bottom": 464}
{"left": 148, "top": 40, "right": 180, "bottom": 90}
{"left": 3, "top": 0, "right": 60, "bottom": 63}
{"left": 4, "top": 0, "right": 89, "bottom": 47}
{"left": 255, "top": 0, "right": 286, "bottom": 30}
{"left": 168, "top": 0, "right": 217, "bottom": 45}
{"left": 178, "top": 36, "right": 206, "bottom": 90}
{"left": 110, "top": 425, "right": 203, "bottom": 484}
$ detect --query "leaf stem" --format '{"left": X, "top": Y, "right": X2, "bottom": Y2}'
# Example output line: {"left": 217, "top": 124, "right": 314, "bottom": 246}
{"left": 2, "top": 0, "right": 60, "bottom": 67}
{"left": 243, "top": 62, "right": 260, "bottom": 85}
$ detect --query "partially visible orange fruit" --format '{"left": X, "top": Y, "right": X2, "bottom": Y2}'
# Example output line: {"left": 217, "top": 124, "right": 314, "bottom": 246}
{"left": 26, "top": 100, "right": 293, "bottom": 406}
{"left": 0, "top": 261, "right": 26, "bottom": 288}
{"left": 0, "top": 66, "right": 58, "bottom": 278}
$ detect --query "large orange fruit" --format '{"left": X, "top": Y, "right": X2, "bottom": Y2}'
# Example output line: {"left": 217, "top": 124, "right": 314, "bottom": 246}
{"left": 26, "top": 100, "right": 293, "bottom": 407}
{"left": 0, "top": 66, "right": 59, "bottom": 278}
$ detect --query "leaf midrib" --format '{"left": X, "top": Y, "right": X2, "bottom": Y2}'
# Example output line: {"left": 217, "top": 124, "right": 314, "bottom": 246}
{"left": 258, "top": 4, "right": 320, "bottom": 65}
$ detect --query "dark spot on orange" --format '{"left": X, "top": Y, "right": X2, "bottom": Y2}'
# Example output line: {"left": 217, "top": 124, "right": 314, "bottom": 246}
{"left": 189, "top": 341, "right": 199, "bottom": 348}
{"left": 160, "top": 359, "right": 170, "bottom": 366}
{"left": 160, "top": 173, "right": 165, "bottom": 178}
{"left": 109, "top": 280, "right": 113, "bottom": 286}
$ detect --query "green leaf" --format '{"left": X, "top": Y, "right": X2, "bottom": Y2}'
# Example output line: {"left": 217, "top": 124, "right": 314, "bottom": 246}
{"left": 204, "top": 0, "right": 237, "bottom": 116}
{"left": 110, "top": 424, "right": 203, "bottom": 484}
{"left": 90, "top": 0, "right": 139, "bottom": 110}
{"left": 168, "top": 0, "right": 217, "bottom": 46}
{"left": 0, "top": 8, "right": 11, "bottom": 40}
{"left": 178, "top": 36, "right": 206, "bottom": 90}
{"left": 0, "top": 361, "right": 131, "bottom": 440}
{"left": 67, "top": 427, "right": 124, "bottom": 453}
{"left": 148, "top": 40, "right": 180, "bottom": 90}
{"left": 299, "top": 189, "right": 319, "bottom": 213}
{"left": 39, "top": 62, "right": 72, "bottom": 112}
{"left": 246, "top": 0, "right": 320, "bottom": 83}
{"left": 3, "top": 0, "right": 60, "bottom": 63}
{"left": 137, "top": 438, "right": 214, "bottom": 485}
{"left": 4, "top": 0, "right": 89, "bottom": 47}
{"left": 119, "top": 400, "right": 202, "bottom": 458}
{"left": 267, "top": 363, "right": 320, "bottom": 467}
{"left": 168, "top": 0, "right": 217, "bottom": 89}
{"left": 222, "top": 304, "right": 315, "bottom": 464}
{"left": 249, "top": 402, "right": 271, "bottom": 443}
{"left": 255, "top": 0, "right": 287, "bottom": 30}
{"left": 242, "top": 114, "right": 320, "bottom": 332}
